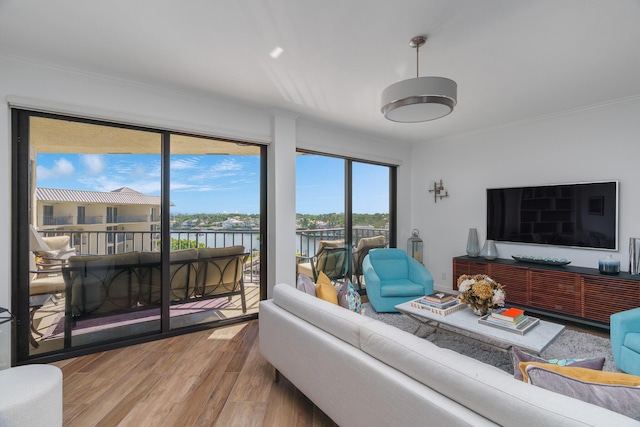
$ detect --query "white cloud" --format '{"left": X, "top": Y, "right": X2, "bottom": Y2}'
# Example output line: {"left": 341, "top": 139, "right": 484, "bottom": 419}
{"left": 36, "top": 158, "right": 75, "bottom": 179}
{"left": 213, "top": 159, "right": 242, "bottom": 172}
{"left": 171, "top": 157, "right": 200, "bottom": 170}
{"left": 81, "top": 154, "right": 105, "bottom": 175}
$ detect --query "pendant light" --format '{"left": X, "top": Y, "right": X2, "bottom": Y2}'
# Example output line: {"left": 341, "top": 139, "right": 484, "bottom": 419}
{"left": 381, "top": 36, "right": 457, "bottom": 122}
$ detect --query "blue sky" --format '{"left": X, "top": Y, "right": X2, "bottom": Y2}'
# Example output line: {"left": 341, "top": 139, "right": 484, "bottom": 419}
{"left": 36, "top": 153, "right": 389, "bottom": 215}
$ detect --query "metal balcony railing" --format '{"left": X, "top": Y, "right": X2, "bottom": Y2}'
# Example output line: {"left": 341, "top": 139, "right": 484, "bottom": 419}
{"left": 35, "top": 227, "right": 390, "bottom": 286}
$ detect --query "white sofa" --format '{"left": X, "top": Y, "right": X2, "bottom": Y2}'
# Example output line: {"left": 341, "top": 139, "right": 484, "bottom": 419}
{"left": 259, "top": 283, "right": 639, "bottom": 427}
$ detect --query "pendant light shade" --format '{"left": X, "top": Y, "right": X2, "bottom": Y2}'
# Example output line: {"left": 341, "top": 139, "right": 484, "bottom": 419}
{"left": 381, "top": 36, "right": 457, "bottom": 123}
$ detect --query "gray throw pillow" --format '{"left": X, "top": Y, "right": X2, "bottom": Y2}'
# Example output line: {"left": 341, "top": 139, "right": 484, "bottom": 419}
{"left": 512, "top": 347, "right": 605, "bottom": 381}
{"left": 526, "top": 365, "right": 640, "bottom": 421}
{"left": 296, "top": 273, "right": 315, "bottom": 295}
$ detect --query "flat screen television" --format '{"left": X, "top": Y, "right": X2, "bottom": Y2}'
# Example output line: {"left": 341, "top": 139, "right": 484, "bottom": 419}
{"left": 487, "top": 181, "right": 618, "bottom": 250}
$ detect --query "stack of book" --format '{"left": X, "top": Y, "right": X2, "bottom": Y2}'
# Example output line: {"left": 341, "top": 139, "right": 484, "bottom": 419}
{"left": 411, "top": 292, "right": 465, "bottom": 316}
{"left": 478, "top": 307, "right": 540, "bottom": 335}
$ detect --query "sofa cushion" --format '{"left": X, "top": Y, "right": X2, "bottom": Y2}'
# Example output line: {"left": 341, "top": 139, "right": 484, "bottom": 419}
{"left": 624, "top": 332, "right": 640, "bottom": 353}
{"left": 524, "top": 363, "right": 640, "bottom": 421}
{"left": 379, "top": 279, "right": 425, "bottom": 297}
{"left": 359, "top": 320, "right": 627, "bottom": 426}
{"left": 315, "top": 272, "right": 338, "bottom": 305}
{"left": 512, "top": 347, "right": 605, "bottom": 381}
{"left": 272, "top": 283, "right": 373, "bottom": 348}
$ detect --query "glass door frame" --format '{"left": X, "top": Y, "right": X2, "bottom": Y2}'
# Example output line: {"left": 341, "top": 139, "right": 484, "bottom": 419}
{"left": 295, "top": 149, "right": 397, "bottom": 281}
{"left": 11, "top": 108, "right": 266, "bottom": 364}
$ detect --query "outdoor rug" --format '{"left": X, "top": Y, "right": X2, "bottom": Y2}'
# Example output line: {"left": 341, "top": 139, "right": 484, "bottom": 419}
{"left": 362, "top": 302, "right": 618, "bottom": 374}
{"left": 43, "top": 297, "right": 232, "bottom": 340}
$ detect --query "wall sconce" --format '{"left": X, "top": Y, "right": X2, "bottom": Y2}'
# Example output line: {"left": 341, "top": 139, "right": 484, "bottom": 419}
{"left": 428, "top": 179, "right": 449, "bottom": 203}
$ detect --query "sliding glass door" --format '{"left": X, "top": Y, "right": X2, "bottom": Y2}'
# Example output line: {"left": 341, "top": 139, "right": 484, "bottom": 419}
{"left": 351, "top": 161, "right": 392, "bottom": 289}
{"left": 12, "top": 110, "right": 265, "bottom": 363}
{"left": 295, "top": 151, "right": 396, "bottom": 288}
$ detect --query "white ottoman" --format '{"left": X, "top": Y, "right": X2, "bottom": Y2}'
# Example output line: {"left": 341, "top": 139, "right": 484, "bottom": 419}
{"left": 0, "top": 365, "right": 62, "bottom": 427}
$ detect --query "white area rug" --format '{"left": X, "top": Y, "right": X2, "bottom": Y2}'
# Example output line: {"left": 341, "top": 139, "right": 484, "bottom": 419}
{"left": 362, "top": 302, "right": 618, "bottom": 374}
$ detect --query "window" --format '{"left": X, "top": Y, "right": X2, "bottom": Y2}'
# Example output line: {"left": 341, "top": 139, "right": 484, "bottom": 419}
{"left": 12, "top": 109, "right": 266, "bottom": 363}
{"left": 43, "top": 205, "right": 53, "bottom": 225}
{"left": 106, "top": 207, "right": 117, "bottom": 224}
{"left": 295, "top": 151, "right": 396, "bottom": 289}
{"left": 77, "top": 206, "right": 85, "bottom": 224}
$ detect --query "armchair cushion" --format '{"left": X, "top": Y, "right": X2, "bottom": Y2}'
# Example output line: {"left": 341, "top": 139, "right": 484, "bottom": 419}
{"left": 379, "top": 279, "right": 425, "bottom": 297}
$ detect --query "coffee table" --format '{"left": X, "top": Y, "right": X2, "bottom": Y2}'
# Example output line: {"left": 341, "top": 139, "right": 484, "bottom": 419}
{"left": 395, "top": 300, "right": 565, "bottom": 355}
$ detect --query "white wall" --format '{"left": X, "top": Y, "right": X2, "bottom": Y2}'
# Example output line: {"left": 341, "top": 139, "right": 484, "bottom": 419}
{"left": 412, "top": 99, "right": 640, "bottom": 291}
{"left": 0, "top": 56, "right": 413, "bottom": 309}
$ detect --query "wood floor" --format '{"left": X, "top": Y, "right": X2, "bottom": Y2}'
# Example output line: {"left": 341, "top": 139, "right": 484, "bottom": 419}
{"left": 51, "top": 320, "right": 338, "bottom": 427}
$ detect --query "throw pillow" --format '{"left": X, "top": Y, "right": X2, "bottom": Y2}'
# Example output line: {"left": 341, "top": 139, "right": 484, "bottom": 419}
{"left": 296, "top": 273, "right": 316, "bottom": 296}
{"left": 524, "top": 363, "right": 640, "bottom": 421}
{"left": 512, "top": 347, "right": 605, "bottom": 381}
{"left": 315, "top": 272, "right": 338, "bottom": 305}
{"left": 337, "top": 280, "right": 363, "bottom": 314}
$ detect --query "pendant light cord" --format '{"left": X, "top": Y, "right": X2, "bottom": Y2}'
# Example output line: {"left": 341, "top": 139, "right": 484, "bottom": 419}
{"left": 416, "top": 43, "right": 420, "bottom": 78}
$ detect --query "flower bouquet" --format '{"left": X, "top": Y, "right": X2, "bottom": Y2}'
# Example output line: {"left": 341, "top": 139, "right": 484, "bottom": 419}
{"left": 456, "top": 274, "right": 506, "bottom": 315}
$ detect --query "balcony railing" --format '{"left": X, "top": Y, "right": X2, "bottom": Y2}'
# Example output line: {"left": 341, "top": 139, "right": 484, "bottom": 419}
{"left": 43, "top": 216, "right": 73, "bottom": 226}
{"left": 77, "top": 215, "right": 104, "bottom": 225}
{"left": 35, "top": 227, "right": 390, "bottom": 285}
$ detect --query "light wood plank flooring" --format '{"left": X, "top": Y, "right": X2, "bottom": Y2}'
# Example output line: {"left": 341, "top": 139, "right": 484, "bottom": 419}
{"left": 51, "top": 320, "right": 338, "bottom": 427}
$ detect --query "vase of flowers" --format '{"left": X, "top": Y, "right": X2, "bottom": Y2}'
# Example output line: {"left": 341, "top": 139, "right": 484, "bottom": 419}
{"left": 456, "top": 274, "right": 506, "bottom": 315}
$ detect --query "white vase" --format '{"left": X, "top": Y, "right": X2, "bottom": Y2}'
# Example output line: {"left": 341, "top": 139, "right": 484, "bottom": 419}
{"left": 480, "top": 240, "right": 498, "bottom": 260}
{"left": 466, "top": 228, "right": 480, "bottom": 257}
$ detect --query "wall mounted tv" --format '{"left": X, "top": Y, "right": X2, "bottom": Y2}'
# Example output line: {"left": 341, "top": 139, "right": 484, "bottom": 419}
{"left": 487, "top": 181, "right": 618, "bottom": 250}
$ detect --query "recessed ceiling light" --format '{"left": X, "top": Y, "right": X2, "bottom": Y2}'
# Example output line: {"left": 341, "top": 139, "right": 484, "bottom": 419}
{"left": 270, "top": 47, "right": 284, "bottom": 59}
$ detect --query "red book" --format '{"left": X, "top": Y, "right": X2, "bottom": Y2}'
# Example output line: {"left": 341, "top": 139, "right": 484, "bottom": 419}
{"left": 491, "top": 307, "right": 525, "bottom": 323}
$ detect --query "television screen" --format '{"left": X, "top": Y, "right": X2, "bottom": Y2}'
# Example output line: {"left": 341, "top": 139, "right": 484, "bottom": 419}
{"left": 487, "top": 181, "right": 618, "bottom": 250}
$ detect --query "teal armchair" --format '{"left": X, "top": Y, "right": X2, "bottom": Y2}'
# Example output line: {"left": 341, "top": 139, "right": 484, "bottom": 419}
{"left": 610, "top": 307, "right": 640, "bottom": 376}
{"left": 363, "top": 248, "right": 434, "bottom": 312}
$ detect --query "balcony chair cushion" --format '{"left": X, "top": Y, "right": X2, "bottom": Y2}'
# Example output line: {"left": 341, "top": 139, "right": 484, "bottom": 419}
{"left": 315, "top": 272, "right": 338, "bottom": 305}
{"left": 139, "top": 249, "right": 199, "bottom": 303}
{"left": 523, "top": 363, "right": 640, "bottom": 420}
{"left": 196, "top": 246, "right": 246, "bottom": 296}
{"left": 512, "top": 347, "right": 605, "bottom": 381}
{"left": 68, "top": 251, "right": 141, "bottom": 315}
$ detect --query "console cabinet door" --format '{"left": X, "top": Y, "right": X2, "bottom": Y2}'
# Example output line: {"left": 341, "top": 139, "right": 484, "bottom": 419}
{"left": 452, "top": 259, "right": 488, "bottom": 290}
{"left": 489, "top": 263, "right": 529, "bottom": 306}
{"left": 529, "top": 269, "right": 580, "bottom": 315}
{"left": 582, "top": 276, "right": 640, "bottom": 323}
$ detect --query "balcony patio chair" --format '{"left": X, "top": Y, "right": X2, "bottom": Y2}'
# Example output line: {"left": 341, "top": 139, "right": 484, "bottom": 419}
{"left": 29, "top": 226, "right": 76, "bottom": 296}
{"left": 297, "top": 241, "right": 349, "bottom": 283}
{"left": 352, "top": 235, "right": 387, "bottom": 289}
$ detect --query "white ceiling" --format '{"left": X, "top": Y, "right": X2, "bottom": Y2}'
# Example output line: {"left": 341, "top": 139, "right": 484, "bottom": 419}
{"left": 2, "top": 0, "right": 640, "bottom": 144}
